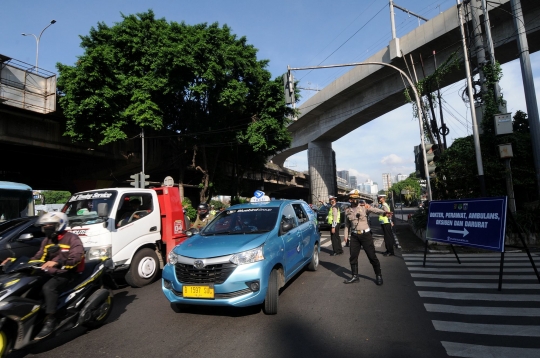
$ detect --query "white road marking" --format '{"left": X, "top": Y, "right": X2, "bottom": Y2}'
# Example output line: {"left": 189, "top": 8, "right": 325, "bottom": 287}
{"left": 418, "top": 291, "right": 540, "bottom": 301}
{"left": 407, "top": 262, "right": 534, "bottom": 267}
{"left": 415, "top": 281, "right": 540, "bottom": 289}
{"left": 425, "top": 303, "right": 540, "bottom": 316}
{"left": 433, "top": 320, "right": 540, "bottom": 337}
{"left": 411, "top": 273, "right": 538, "bottom": 280}
{"left": 408, "top": 267, "right": 534, "bottom": 273}
{"left": 442, "top": 341, "right": 540, "bottom": 358}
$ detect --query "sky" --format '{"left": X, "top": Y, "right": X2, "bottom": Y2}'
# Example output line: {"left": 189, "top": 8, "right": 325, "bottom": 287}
{"left": 1, "top": 0, "right": 539, "bottom": 187}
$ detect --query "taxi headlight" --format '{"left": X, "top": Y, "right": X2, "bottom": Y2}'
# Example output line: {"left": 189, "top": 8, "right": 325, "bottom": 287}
{"left": 230, "top": 245, "right": 265, "bottom": 265}
{"left": 168, "top": 251, "right": 178, "bottom": 265}
{"left": 87, "top": 245, "right": 112, "bottom": 260}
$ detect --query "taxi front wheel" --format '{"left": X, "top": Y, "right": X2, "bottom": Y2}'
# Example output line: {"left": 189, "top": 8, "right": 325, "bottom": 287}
{"left": 263, "top": 269, "right": 279, "bottom": 315}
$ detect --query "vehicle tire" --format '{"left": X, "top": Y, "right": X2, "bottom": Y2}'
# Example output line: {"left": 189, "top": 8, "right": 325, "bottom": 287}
{"left": 125, "top": 248, "right": 159, "bottom": 288}
{"left": 307, "top": 244, "right": 319, "bottom": 271}
{"left": 83, "top": 290, "right": 114, "bottom": 329}
{"left": 0, "top": 328, "right": 13, "bottom": 358}
{"left": 263, "top": 269, "right": 279, "bottom": 315}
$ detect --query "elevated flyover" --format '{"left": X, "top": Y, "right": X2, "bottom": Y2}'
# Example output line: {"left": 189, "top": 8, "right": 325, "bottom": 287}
{"left": 272, "top": 0, "right": 540, "bottom": 203}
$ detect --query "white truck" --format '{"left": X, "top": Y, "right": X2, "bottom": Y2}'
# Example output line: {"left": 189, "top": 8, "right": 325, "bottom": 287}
{"left": 62, "top": 186, "right": 188, "bottom": 287}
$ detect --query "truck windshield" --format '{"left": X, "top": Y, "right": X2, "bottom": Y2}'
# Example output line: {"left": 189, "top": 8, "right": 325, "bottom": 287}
{"left": 202, "top": 207, "right": 279, "bottom": 235}
{"left": 62, "top": 190, "right": 118, "bottom": 226}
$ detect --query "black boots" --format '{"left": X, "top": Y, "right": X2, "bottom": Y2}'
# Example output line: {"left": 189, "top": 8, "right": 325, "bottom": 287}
{"left": 344, "top": 264, "right": 360, "bottom": 284}
{"left": 376, "top": 275, "right": 383, "bottom": 286}
{"left": 35, "top": 315, "right": 56, "bottom": 340}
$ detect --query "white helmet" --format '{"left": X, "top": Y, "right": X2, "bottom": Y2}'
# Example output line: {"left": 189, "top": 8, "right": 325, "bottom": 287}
{"left": 348, "top": 189, "right": 361, "bottom": 199}
{"left": 36, "top": 212, "right": 68, "bottom": 233}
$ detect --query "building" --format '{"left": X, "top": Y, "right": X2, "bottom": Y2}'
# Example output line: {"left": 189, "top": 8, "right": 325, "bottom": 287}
{"left": 349, "top": 176, "right": 357, "bottom": 189}
{"left": 382, "top": 173, "right": 393, "bottom": 191}
{"left": 337, "top": 170, "right": 350, "bottom": 186}
{"left": 395, "top": 173, "right": 408, "bottom": 183}
{"left": 359, "top": 179, "right": 379, "bottom": 195}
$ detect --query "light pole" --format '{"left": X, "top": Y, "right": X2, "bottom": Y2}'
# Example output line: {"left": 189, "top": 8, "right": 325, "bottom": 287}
{"left": 289, "top": 61, "right": 433, "bottom": 200}
{"left": 22, "top": 19, "right": 56, "bottom": 73}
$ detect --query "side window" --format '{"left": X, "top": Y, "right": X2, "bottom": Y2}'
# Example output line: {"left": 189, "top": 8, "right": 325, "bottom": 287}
{"left": 116, "top": 193, "right": 154, "bottom": 227}
{"left": 281, "top": 205, "right": 298, "bottom": 230}
{"left": 301, "top": 203, "right": 314, "bottom": 217}
{"left": 292, "top": 203, "right": 308, "bottom": 225}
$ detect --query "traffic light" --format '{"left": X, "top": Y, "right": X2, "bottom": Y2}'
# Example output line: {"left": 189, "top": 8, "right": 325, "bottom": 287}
{"left": 416, "top": 144, "right": 440, "bottom": 180}
{"left": 130, "top": 172, "right": 150, "bottom": 188}
{"left": 130, "top": 173, "right": 140, "bottom": 188}
{"left": 283, "top": 69, "right": 295, "bottom": 105}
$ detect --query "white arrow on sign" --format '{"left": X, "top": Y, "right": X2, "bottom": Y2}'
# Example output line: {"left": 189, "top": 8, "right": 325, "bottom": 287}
{"left": 448, "top": 227, "right": 469, "bottom": 237}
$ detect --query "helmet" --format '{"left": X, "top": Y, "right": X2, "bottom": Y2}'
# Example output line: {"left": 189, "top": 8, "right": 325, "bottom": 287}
{"left": 348, "top": 189, "right": 361, "bottom": 199}
{"left": 197, "top": 203, "right": 209, "bottom": 213}
{"left": 36, "top": 212, "right": 68, "bottom": 233}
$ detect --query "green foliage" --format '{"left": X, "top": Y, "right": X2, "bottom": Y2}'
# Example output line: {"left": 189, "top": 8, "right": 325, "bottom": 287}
{"left": 230, "top": 196, "right": 249, "bottom": 205}
{"left": 39, "top": 191, "right": 72, "bottom": 205}
{"left": 412, "top": 208, "right": 428, "bottom": 231}
{"left": 480, "top": 62, "right": 504, "bottom": 134}
{"left": 209, "top": 199, "right": 225, "bottom": 210}
{"left": 57, "top": 10, "right": 293, "bottom": 200}
{"left": 186, "top": 207, "right": 197, "bottom": 221}
{"left": 389, "top": 178, "right": 421, "bottom": 205}
{"left": 513, "top": 110, "right": 529, "bottom": 133}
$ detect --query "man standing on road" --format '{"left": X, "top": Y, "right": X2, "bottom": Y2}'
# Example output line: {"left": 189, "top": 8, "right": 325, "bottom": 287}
{"left": 327, "top": 195, "right": 343, "bottom": 256}
{"left": 343, "top": 190, "right": 389, "bottom": 285}
{"left": 378, "top": 195, "right": 395, "bottom": 257}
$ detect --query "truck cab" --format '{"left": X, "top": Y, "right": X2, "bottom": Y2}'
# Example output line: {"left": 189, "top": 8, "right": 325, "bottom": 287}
{"left": 62, "top": 186, "right": 188, "bottom": 287}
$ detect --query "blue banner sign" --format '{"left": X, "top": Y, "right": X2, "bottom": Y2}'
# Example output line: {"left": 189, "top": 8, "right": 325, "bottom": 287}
{"left": 426, "top": 197, "right": 508, "bottom": 252}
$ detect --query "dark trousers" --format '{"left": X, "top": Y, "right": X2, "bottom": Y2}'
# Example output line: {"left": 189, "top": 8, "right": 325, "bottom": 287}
{"left": 330, "top": 227, "right": 343, "bottom": 254}
{"left": 349, "top": 232, "right": 381, "bottom": 275}
{"left": 381, "top": 223, "right": 394, "bottom": 254}
{"left": 42, "top": 273, "right": 74, "bottom": 315}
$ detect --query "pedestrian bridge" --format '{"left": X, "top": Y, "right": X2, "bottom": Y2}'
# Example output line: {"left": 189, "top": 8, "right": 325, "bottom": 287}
{"left": 272, "top": 0, "right": 540, "bottom": 203}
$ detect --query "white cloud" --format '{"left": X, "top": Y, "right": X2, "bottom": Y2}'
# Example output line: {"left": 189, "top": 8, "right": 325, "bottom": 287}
{"left": 381, "top": 154, "right": 404, "bottom": 166}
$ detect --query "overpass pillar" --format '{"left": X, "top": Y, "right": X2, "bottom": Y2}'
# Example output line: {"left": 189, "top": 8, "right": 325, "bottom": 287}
{"left": 308, "top": 141, "right": 337, "bottom": 205}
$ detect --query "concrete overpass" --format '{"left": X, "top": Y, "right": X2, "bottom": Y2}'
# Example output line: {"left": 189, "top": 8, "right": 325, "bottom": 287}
{"left": 272, "top": 0, "right": 540, "bottom": 202}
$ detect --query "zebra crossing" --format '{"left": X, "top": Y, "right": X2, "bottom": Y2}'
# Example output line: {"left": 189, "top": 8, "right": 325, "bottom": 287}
{"left": 403, "top": 252, "right": 540, "bottom": 357}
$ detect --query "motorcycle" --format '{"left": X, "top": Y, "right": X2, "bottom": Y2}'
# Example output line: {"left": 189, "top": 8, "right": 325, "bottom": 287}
{"left": 0, "top": 257, "right": 115, "bottom": 357}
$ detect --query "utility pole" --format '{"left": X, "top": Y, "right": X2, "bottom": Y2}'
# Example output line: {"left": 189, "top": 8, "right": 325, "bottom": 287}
{"left": 510, "top": 0, "right": 540, "bottom": 200}
{"left": 457, "top": 0, "right": 486, "bottom": 197}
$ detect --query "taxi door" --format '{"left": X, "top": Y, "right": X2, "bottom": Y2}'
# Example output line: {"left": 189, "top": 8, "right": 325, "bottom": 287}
{"left": 280, "top": 204, "right": 303, "bottom": 279}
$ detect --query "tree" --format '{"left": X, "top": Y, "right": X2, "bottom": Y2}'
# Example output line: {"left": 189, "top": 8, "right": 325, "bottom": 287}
{"left": 389, "top": 178, "right": 421, "bottom": 206}
{"left": 57, "top": 10, "right": 292, "bottom": 201}
{"left": 39, "top": 191, "right": 72, "bottom": 205}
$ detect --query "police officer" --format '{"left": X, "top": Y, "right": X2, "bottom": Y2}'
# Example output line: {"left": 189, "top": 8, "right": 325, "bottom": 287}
{"left": 209, "top": 205, "right": 217, "bottom": 216}
{"left": 343, "top": 189, "right": 389, "bottom": 285}
{"left": 327, "top": 195, "right": 343, "bottom": 256}
{"left": 192, "top": 203, "right": 215, "bottom": 229}
{"left": 378, "top": 195, "right": 395, "bottom": 257}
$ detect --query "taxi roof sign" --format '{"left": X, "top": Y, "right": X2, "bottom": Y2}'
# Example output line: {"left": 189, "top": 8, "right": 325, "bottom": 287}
{"left": 251, "top": 190, "right": 270, "bottom": 203}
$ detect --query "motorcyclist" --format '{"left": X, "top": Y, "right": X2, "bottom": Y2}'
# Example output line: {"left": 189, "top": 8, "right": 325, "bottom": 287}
{"left": 1, "top": 212, "right": 85, "bottom": 340}
{"left": 191, "top": 203, "right": 215, "bottom": 230}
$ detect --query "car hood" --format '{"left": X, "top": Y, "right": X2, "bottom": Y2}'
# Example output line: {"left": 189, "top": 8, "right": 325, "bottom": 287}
{"left": 173, "top": 232, "right": 271, "bottom": 258}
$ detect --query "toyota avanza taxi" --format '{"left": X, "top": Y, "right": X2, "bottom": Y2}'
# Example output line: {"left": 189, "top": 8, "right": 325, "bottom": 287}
{"left": 162, "top": 197, "right": 320, "bottom": 314}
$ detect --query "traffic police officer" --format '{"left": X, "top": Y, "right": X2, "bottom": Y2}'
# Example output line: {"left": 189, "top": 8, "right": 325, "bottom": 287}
{"left": 343, "top": 189, "right": 389, "bottom": 285}
{"left": 327, "top": 195, "right": 343, "bottom": 256}
{"left": 378, "top": 195, "right": 395, "bottom": 256}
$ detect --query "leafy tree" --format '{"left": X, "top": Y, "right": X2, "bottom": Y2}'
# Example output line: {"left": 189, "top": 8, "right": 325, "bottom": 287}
{"left": 433, "top": 111, "right": 537, "bottom": 205}
{"left": 57, "top": 10, "right": 292, "bottom": 202}
{"left": 389, "top": 178, "right": 421, "bottom": 206}
{"left": 39, "top": 191, "right": 72, "bottom": 205}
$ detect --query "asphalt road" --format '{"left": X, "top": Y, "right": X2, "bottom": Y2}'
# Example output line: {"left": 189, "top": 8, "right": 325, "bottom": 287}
{"left": 11, "top": 224, "right": 446, "bottom": 358}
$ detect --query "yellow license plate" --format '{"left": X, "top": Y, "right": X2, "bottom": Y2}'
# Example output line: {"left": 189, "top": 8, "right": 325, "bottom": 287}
{"left": 183, "top": 285, "right": 215, "bottom": 299}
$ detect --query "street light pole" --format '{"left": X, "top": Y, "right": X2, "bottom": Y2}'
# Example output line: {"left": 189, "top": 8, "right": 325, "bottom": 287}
{"left": 289, "top": 61, "right": 433, "bottom": 200}
{"left": 22, "top": 20, "right": 56, "bottom": 73}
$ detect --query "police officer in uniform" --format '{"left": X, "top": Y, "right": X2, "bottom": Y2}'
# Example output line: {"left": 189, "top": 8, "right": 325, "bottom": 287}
{"left": 327, "top": 195, "right": 343, "bottom": 256}
{"left": 343, "top": 189, "right": 389, "bottom": 285}
{"left": 378, "top": 195, "right": 395, "bottom": 256}
{"left": 192, "top": 203, "right": 215, "bottom": 229}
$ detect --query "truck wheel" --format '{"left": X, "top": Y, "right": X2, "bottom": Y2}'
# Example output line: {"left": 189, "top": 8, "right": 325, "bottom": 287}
{"left": 125, "top": 248, "right": 159, "bottom": 288}
{"left": 263, "top": 269, "right": 279, "bottom": 315}
{"left": 307, "top": 243, "right": 319, "bottom": 271}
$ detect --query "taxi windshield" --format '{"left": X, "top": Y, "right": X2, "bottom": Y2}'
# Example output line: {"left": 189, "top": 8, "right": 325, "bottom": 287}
{"left": 201, "top": 207, "right": 279, "bottom": 235}
{"left": 62, "top": 191, "right": 117, "bottom": 227}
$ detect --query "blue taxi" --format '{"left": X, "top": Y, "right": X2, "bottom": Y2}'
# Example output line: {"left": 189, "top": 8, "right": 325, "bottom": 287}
{"left": 162, "top": 196, "right": 320, "bottom": 314}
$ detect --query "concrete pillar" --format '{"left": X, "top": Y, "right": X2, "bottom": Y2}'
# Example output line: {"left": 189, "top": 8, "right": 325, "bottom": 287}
{"left": 308, "top": 141, "right": 336, "bottom": 205}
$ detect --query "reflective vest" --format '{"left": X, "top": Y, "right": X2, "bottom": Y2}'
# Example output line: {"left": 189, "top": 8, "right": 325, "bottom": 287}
{"left": 327, "top": 205, "right": 340, "bottom": 226}
{"left": 379, "top": 202, "right": 390, "bottom": 224}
